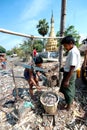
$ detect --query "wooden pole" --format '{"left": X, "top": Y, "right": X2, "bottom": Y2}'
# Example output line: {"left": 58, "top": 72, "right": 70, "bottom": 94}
{"left": 59, "top": 0, "right": 67, "bottom": 87}
{"left": 0, "top": 28, "right": 62, "bottom": 39}
{"left": 11, "top": 63, "right": 19, "bottom": 101}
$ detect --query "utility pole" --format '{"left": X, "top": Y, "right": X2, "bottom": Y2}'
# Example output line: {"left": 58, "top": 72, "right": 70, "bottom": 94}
{"left": 59, "top": 0, "right": 67, "bottom": 87}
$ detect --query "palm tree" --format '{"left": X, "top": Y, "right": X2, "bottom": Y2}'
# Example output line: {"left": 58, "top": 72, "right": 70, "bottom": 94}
{"left": 36, "top": 19, "right": 49, "bottom": 50}
{"left": 36, "top": 19, "right": 49, "bottom": 36}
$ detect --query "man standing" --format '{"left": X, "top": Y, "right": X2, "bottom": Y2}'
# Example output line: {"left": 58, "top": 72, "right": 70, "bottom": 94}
{"left": 33, "top": 47, "right": 37, "bottom": 62}
{"left": 24, "top": 56, "right": 43, "bottom": 97}
{"left": 60, "top": 35, "right": 81, "bottom": 110}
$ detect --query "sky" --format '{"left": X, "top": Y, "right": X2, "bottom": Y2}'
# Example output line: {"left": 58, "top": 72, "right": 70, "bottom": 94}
{"left": 0, "top": 0, "right": 87, "bottom": 50}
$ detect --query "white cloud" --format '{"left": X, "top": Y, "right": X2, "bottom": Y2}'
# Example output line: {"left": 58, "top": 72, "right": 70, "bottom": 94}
{"left": 7, "top": 38, "right": 23, "bottom": 49}
{"left": 0, "top": 34, "right": 10, "bottom": 42}
{"left": 21, "top": 0, "right": 51, "bottom": 21}
{"left": 0, "top": 33, "right": 24, "bottom": 50}
{"left": 79, "top": 33, "right": 87, "bottom": 43}
{"left": 0, "top": 18, "right": 40, "bottom": 50}
{"left": 0, "top": 0, "right": 53, "bottom": 50}
{"left": 14, "top": 0, "right": 52, "bottom": 38}
{"left": 18, "top": 19, "right": 39, "bottom": 36}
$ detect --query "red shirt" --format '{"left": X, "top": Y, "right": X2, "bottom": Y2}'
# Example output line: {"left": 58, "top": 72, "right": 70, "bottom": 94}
{"left": 33, "top": 49, "right": 37, "bottom": 57}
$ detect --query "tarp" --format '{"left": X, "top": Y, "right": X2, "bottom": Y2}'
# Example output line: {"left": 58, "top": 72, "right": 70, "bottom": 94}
{"left": 14, "top": 62, "right": 48, "bottom": 73}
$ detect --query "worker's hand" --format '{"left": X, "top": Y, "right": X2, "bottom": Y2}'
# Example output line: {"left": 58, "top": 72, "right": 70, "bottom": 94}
{"left": 36, "top": 71, "right": 41, "bottom": 76}
{"left": 36, "top": 86, "right": 41, "bottom": 91}
{"left": 60, "top": 67, "right": 64, "bottom": 72}
{"left": 63, "top": 80, "right": 69, "bottom": 87}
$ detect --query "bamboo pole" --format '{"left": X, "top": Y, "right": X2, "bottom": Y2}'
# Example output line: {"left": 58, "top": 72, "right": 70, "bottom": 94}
{"left": 11, "top": 63, "right": 19, "bottom": 101}
{"left": 0, "top": 28, "right": 62, "bottom": 39}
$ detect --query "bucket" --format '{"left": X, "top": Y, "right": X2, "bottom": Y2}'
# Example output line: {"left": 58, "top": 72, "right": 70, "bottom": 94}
{"left": 40, "top": 91, "right": 59, "bottom": 114}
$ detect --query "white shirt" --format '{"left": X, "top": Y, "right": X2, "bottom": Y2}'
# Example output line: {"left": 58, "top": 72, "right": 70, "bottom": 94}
{"left": 64, "top": 46, "right": 81, "bottom": 72}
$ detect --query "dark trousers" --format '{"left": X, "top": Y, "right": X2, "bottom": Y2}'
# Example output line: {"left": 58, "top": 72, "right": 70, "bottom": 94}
{"left": 60, "top": 72, "right": 76, "bottom": 104}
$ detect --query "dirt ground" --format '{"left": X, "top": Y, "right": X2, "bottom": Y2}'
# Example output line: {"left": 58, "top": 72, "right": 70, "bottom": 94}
{"left": 0, "top": 57, "right": 87, "bottom": 130}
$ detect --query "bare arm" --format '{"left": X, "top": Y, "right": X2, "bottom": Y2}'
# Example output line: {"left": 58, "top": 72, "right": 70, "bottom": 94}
{"left": 29, "top": 69, "right": 41, "bottom": 90}
{"left": 63, "top": 66, "right": 75, "bottom": 87}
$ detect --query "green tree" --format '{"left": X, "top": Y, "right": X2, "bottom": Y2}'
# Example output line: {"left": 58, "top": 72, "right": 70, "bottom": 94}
{"left": 12, "top": 46, "right": 19, "bottom": 54}
{"left": 6, "top": 50, "right": 13, "bottom": 55}
{"left": 36, "top": 19, "right": 49, "bottom": 37}
{"left": 20, "top": 39, "right": 32, "bottom": 53}
{"left": 19, "top": 39, "right": 43, "bottom": 59}
{"left": 36, "top": 19, "right": 49, "bottom": 50}
{"left": 19, "top": 39, "right": 32, "bottom": 61}
{"left": 0, "top": 45, "right": 6, "bottom": 53}
{"left": 56, "top": 25, "right": 80, "bottom": 47}
{"left": 33, "top": 40, "right": 43, "bottom": 52}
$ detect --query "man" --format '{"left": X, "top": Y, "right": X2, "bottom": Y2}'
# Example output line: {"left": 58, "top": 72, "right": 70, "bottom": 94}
{"left": 33, "top": 47, "right": 37, "bottom": 62}
{"left": 60, "top": 35, "right": 81, "bottom": 110}
{"left": 24, "top": 56, "right": 43, "bottom": 96}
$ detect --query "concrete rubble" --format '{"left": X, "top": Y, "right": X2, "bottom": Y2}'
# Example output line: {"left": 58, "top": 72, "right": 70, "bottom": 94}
{"left": 0, "top": 57, "right": 87, "bottom": 130}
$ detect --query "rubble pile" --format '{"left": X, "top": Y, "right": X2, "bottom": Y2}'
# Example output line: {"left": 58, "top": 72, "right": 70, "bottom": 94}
{"left": 41, "top": 92, "right": 57, "bottom": 105}
{"left": 0, "top": 58, "right": 87, "bottom": 130}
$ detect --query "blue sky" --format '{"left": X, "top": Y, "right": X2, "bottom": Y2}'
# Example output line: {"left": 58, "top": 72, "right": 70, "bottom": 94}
{"left": 0, "top": 0, "right": 87, "bottom": 50}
